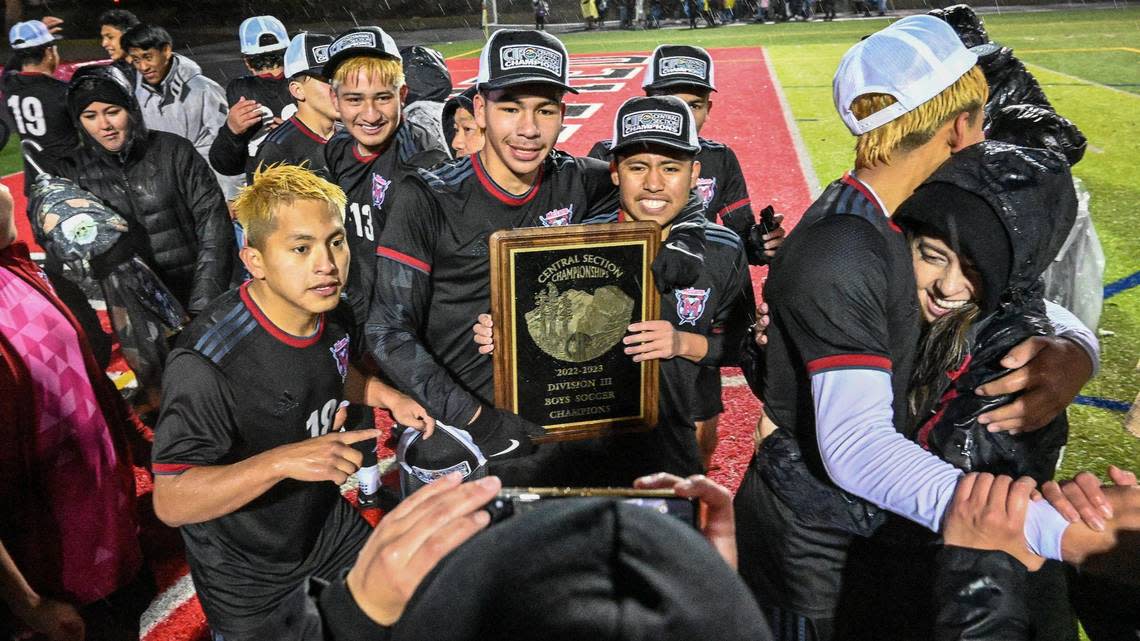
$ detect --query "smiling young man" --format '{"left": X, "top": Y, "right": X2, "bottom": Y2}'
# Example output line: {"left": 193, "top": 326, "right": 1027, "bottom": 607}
{"left": 366, "top": 30, "right": 707, "bottom": 475}
{"left": 121, "top": 23, "right": 239, "bottom": 197}
{"left": 733, "top": 16, "right": 1101, "bottom": 640}
{"left": 151, "top": 165, "right": 433, "bottom": 640}
{"left": 588, "top": 44, "right": 783, "bottom": 465}
{"left": 98, "top": 8, "right": 139, "bottom": 82}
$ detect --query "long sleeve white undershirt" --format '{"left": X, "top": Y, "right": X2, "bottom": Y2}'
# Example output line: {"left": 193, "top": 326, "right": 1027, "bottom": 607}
{"left": 812, "top": 369, "right": 1069, "bottom": 560}
{"left": 1046, "top": 299, "right": 1100, "bottom": 377}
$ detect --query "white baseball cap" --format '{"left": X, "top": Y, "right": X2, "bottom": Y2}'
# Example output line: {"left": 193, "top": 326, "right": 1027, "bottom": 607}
{"left": 833, "top": 15, "right": 978, "bottom": 135}
{"left": 9, "top": 20, "right": 58, "bottom": 50}
{"left": 283, "top": 32, "right": 333, "bottom": 79}
{"left": 239, "top": 15, "right": 289, "bottom": 55}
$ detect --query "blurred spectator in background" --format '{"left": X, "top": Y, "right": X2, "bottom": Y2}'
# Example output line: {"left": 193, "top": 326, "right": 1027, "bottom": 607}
{"left": 535, "top": 0, "right": 550, "bottom": 30}
{"left": 98, "top": 8, "right": 140, "bottom": 83}
{"left": 401, "top": 45, "right": 452, "bottom": 152}
{"left": 0, "top": 181, "right": 154, "bottom": 641}
{"left": 208, "top": 16, "right": 294, "bottom": 183}
{"left": 120, "top": 23, "right": 241, "bottom": 199}
{"left": 441, "top": 86, "right": 483, "bottom": 158}
{"left": 581, "top": 0, "right": 600, "bottom": 29}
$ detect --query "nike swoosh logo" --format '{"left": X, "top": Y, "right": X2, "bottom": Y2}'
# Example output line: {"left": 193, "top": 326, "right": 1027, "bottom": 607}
{"left": 488, "top": 439, "right": 520, "bottom": 458}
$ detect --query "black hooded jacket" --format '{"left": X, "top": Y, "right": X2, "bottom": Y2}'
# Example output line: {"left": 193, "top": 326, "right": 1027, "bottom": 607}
{"left": 900, "top": 141, "right": 1078, "bottom": 483}
{"left": 55, "top": 65, "right": 234, "bottom": 316}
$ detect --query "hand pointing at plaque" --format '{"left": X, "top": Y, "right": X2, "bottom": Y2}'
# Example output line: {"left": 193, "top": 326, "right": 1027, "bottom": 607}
{"left": 624, "top": 321, "right": 709, "bottom": 363}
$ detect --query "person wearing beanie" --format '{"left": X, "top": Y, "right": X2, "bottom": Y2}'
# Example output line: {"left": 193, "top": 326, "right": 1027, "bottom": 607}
{"left": 56, "top": 66, "right": 234, "bottom": 322}
{"left": 881, "top": 141, "right": 1087, "bottom": 639}
{"left": 733, "top": 16, "right": 1102, "bottom": 641}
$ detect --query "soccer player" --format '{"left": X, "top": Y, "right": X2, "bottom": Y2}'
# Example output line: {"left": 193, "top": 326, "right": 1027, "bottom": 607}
{"left": 474, "top": 95, "right": 751, "bottom": 481}
{"left": 734, "top": 16, "right": 1101, "bottom": 639}
{"left": 322, "top": 26, "right": 450, "bottom": 326}
{"left": 151, "top": 165, "right": 434, "bottom": 639}
{"left": 209, "top": 15, "right": 296, "bottom": 180}
{"left": 589, "top": 44, "right": 782, "bottom": 465}
{"left": 254, "top": 32, "right": 339, "bottom": 175}
{"left": 2, "top": 20, "right": 75, "bottom": 192}
{"left": 120, "top": 23, "right": 239, "bottom": 197}
{"left": 365, "top": 29, "right": 707, "bottom": 472}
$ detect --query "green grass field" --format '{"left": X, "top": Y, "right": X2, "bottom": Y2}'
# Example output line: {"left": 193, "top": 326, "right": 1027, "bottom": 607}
{"left": 5, "top": 7, "right": 1135, "bottom": 477}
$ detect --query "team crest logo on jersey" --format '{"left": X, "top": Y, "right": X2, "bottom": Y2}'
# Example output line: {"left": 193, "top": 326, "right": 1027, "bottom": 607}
{"left": 659, "top": 56, "right": 708, "bottom": 80}
{"left": 372, "top": 174, "right": 391, "bottom": 209}
{"left": 675, "top": 287, "right": 710, "bottom": 326}
{"left": 696, "top": 177, "right": 717, "bottom": 207}
{"left": 330, "top": 336, "right": 350, "bottom": 381}
{"left": 540, "top": 204, "right": 573, "bottom": 227}
{"left": 500, "top": 45, "right": 563, "bottom": 76}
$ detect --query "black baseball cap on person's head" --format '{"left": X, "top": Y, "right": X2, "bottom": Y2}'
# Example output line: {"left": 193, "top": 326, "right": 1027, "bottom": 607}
{"left": 322, "top": 26, "right": 401, "bottom": 80}
{"left": 609, "top": 95, "right": 701, "bottom": 157}
{"left": 397, "top": 424, "right": 488, "bottom": 497}
{"left": 643, "top": 44, "right": 717, "bottom": 93}
{"left": 284, "top": 32, "right": 333, "bottom": 80}
{"left": 476, "top": 29, "right": 577, "bottom": 94}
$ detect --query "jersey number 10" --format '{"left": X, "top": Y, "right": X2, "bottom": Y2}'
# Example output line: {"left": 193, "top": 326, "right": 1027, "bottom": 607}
{"left": 7, "top": 95, "right": 46, "bottom": 137}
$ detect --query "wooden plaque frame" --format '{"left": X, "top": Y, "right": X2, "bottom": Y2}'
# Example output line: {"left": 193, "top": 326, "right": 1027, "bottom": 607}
{"left": 490, "top": 222, "right": 661, "bottom": 442}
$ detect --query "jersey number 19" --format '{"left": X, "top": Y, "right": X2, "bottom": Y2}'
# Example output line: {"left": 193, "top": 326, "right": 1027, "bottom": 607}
{"left": 7, "top": 95, "right": 45, "bottom": 137}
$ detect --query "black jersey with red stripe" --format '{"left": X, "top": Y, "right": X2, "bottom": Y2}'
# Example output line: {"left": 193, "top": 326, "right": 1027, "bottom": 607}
{"left": 254, "top": 115, "right": 329, "bottom": 175}
{"left": 589, "top": 136, "right": 753, "bottom": 225}
{"left": 0, "top": 72, "right": 77, "bottom": 194}
{"left": 761, "top": 172, "right": 921, "bottom": 454}
{"left": 151, "top": 282, "right": 370, "bottom": 637}
{"left": 366, "top": 150, "right": 620, "bottom": 426}
{"left": 324, "top": 120, "right": 449, "bottom": 325}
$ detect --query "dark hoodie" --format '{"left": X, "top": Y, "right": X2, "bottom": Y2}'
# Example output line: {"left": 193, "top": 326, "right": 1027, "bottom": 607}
{"left": 896, "top": 140, "right": 1077, "bottom": 483}
{"left": 56, "top": 64, "right": 234, "bottom": 316}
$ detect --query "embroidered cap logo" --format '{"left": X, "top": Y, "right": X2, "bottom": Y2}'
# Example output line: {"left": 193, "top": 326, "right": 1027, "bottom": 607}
{"left": 329, "top": 32, "right": 377, "bottom": 57}
{"left": 621, "top": 110, "right": 684, "bottom": 138}
{"left": 660, "top": 56, "right": 708, "bottom": 80}
{"left": 500, "top": 44, "right": 563, "bottom": 76}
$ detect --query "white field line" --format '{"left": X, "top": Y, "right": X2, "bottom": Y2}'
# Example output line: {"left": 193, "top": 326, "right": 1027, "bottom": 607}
{"left": 1024, "top": 61, "right": 1140, "bottom": 99}
{"left": 140, "top": 573, "right": 196, "bottom": 638}
{"left": 762, "top": 46, "right": 822, "bottom": 199}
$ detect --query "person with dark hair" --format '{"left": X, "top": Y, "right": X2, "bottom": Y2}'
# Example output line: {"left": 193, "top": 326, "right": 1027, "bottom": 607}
{"left": 441, "top": 86, "right": 483, "bottom": 159}
{"left": 365, "top": 29, "right": 707, "bottom": 483}
{"left": 98, "top": 8, "right": 139, "bottom": 82}
{"left": 208, "top": 15, "right": 295, "bottom": 181}
{"left": 1, "top": 19, "right": 113, "bottom": 368}
{"left": 0, "top": 181, "right": 155, "bottom": 641}
{"left": 253, "top": 32, "right": 338, "bottom": 175}
{"left": 2, "top": 20, "right": 74, "bottom": 191}
{"left": 120, "top": 23, "right": 240, "bottom": 198}
{"left": 56, "top": 65, "right": 234, "bottom": 325}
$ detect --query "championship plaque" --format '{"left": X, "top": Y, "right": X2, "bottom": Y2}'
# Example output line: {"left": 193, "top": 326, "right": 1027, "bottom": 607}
{"left": 490, "top": 222, "right": 661, "bottom": 442}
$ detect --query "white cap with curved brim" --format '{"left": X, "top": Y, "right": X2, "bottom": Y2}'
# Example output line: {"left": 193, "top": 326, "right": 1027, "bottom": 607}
{"left": 833, "top": 15, "right": 978, "bottom": 135}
